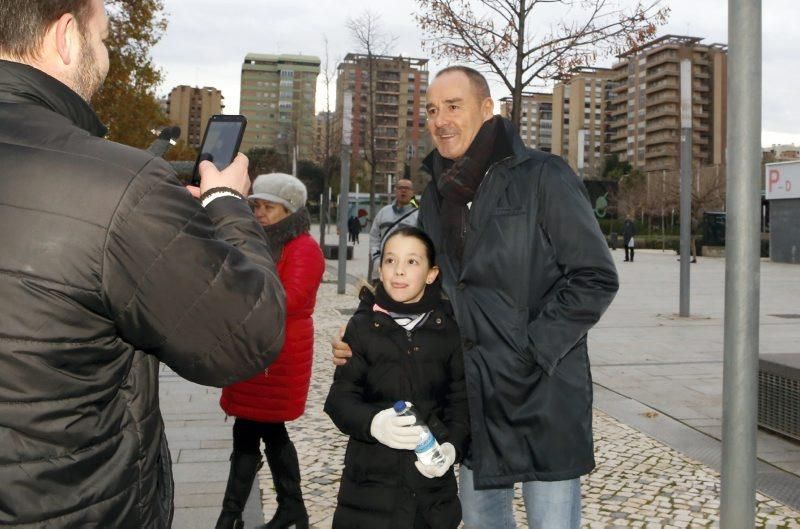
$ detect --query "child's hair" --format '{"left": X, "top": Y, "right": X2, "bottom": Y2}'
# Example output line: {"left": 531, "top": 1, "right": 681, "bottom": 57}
{"left": 381, "top": 226, "right": 436, "bottom": 267}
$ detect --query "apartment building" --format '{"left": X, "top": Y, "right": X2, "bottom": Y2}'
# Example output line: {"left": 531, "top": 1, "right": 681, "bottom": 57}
{"left": 239, "top": 54, "right": 320, "bottom": 159}
{"left": 335, "top": 53, "right": 431, "bottom": 190}
{"left": 606, "top": 35, "right": 728, "bottom": 177}
{"left": 166, "top": 85, "right": 224, "bottom": 150}
{"left": 551, "top": 67, "right": 615, "bottom": 179}
{"left": 764, "top": 144, "right": 800, "bottom": 162}
{"left": 312, "top": 111, "right": 333, "bottom": 166}
{"left": 499, "top": 92, "right": 553, "bottom": 152}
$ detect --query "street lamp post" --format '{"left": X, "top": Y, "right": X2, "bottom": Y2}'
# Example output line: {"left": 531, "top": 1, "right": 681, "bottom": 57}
{"left": 720, "top": 0, "right": 762, "bottom": 526}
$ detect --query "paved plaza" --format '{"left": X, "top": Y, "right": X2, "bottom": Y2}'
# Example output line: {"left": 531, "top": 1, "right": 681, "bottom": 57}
{"left": 161, "top": 227, "right": 800, "bottom": 527}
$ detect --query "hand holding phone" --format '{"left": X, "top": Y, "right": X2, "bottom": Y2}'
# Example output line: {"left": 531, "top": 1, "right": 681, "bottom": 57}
{"left": 194, "top": 153, "right": 251, "bottom": 198}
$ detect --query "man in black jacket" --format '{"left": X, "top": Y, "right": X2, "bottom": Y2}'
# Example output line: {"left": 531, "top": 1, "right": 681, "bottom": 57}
{"left": 0, "top": 1, "right": 285, "bottom": 528}
{"left": 335, "top": 66, "right": 618, "bottom": 528}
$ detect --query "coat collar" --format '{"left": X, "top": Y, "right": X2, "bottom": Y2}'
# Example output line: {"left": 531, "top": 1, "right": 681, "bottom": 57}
{"left": 355, "top": 286, "right": 449, "bottom": 331}
{"left": 421, "top": 117, "right": 532, "bottom": 274}
{"left": 0, "top": 59, "right": 107, "bottom": 137}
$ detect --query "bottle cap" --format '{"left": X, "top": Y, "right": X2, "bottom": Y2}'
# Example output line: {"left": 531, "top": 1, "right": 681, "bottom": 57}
{"left": 393, "top": 401, "right": 408, "bottom": 413}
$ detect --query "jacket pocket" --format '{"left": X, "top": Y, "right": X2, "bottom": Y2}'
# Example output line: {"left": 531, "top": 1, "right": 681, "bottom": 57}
{"left": 513, "top": 307, "right": 536, "bottom": 368}
{"left": 492, "top": 207, "right": 525, "bottom": 217}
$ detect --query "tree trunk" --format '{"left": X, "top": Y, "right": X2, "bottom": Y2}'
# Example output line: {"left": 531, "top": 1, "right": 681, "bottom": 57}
{"left": 511, "top": 0, "right": 527, "bottom": 129}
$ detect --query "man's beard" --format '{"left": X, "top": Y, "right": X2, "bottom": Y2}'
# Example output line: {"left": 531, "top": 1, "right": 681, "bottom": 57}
{"left": 71, "top": 36, "right": 106, "bottom": 103}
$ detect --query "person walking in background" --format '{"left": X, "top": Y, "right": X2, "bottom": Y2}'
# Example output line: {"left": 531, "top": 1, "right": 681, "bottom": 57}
{"left": 369, "top": 178, "right": 419, "bottom": 278}
{"left": 325, "top": 227, "right": 469, "bottom": 529}
{"left": 623, "top": 217, "right": 636, "bottom": 262}
{"left": 0, "top": 2, "right": 286, "bottom": 527}
{"left": 216, "top": 174, "right": 324, "bottom": 529}
{"left": 348, "top": 215, "right": 361, "bottom": 244}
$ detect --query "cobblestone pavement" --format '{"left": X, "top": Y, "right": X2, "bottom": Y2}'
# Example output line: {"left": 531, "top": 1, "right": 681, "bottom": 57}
{"left": 256, "top": 277, "right": 800, "bottom": 528}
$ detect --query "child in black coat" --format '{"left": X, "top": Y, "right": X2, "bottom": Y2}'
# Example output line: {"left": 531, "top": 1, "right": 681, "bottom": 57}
{"left": 324, "top": 227, "right": 469, "bottom": 529}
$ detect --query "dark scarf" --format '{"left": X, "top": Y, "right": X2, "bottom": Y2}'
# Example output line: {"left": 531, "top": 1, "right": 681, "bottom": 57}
{"left": 434, "top": 115, "right": 512, "bottom": 262}
{"left": 0, "top": 59, "right": 107, "bottom": 137}
{"left": 374, "top": 279, "right": 442, "bottom": 316}
{"left": 261, "top": 207, "right": 311, "bottom": 261}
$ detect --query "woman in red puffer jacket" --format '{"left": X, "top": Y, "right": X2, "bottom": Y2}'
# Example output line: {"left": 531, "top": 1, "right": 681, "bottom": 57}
{"left": 215, "top": 173, "right": 324, "bottom": 529}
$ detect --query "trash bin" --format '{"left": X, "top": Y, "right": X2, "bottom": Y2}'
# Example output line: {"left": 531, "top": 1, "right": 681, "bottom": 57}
{"left": 703, "top": 212, "right": 726, "bottom": 246}
{"left": 608, "top": 232, "right": 619, "bottom": 250}
{"left": 322, "top": 244, "right": 354, "bottom": 260}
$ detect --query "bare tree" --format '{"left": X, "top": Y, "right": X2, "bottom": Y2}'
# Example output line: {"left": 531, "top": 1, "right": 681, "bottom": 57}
{"left": 415, "top": 0, "right": 669, "bottom": 127}
{"left": 346, "top": 11, "right": 397, "bottom": 228}
{"left": 319, "top": 36, "right": 336, "bottom": 248}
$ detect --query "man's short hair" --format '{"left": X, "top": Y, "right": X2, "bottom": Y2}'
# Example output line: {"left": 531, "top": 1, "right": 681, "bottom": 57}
{"left": 0, "top": 0, "right": 93, "bottom": 60}
{"left": 435, "top": 66, "right": 491, "bottom": 100}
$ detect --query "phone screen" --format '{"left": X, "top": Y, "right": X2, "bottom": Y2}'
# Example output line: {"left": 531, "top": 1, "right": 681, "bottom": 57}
{"left": 201, "top": 121, "right": 244, "bottom": 171}
{"left": 190, "top": 115, "right": 246, "bottom": 186}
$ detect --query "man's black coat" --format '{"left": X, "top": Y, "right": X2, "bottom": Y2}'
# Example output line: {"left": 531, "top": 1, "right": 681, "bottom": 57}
{"left": 419, "top": 118, "right": 619, "bottom": 489}
{"left": 0, "top": 60, "right": 285, "bottom": 528}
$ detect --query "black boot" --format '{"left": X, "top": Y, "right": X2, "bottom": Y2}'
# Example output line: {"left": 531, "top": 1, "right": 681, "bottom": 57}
{"left": 215, "top": 452, "right": 262, "bottom": 529}
{"left": 262, "top": 442, "right": 309, "bottom": 529}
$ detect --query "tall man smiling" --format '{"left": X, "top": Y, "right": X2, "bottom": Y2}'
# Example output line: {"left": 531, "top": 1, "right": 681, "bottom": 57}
{"left": 418, "top": 66, "right": 618, "bottom": 528}
{"left": 334, "top": 65, "right": 618, "bottom": 528}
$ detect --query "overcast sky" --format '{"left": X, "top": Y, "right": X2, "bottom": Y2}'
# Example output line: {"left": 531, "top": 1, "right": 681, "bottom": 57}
{"left": 151, "top": 0, "right": 799, "bottom": 147}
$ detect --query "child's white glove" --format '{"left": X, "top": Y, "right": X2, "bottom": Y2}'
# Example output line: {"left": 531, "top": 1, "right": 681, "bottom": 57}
{"left": 370, "top": 408, "right": 424, "bottom": 450}
{"left": 415, "top": 442, "right": 456, "bottom": 478}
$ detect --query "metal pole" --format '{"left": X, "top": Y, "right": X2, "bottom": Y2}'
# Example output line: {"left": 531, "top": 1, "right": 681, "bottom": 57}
{"left": 662, "top": 170, "right": 666, "bottom": 252}
{"left": 720, "top": 0, "right": 761, "bottom": 525}
{"left": 337, "top": 146, "right": 351, "bottom": 294}
{"left": 679, "top": 59, "right": 693, "bottom": 317}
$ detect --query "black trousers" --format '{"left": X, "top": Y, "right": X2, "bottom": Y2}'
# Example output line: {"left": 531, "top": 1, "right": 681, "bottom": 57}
{"left": 625, "top": 246, "right": 634, "bottom": 261}
{"left": 233, "top": 418, "right": 290, "bottom": 454}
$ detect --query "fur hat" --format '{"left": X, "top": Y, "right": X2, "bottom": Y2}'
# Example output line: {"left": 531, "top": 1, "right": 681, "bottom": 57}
{"left": 249, "top": 173, "right": 307, "bottom": 212}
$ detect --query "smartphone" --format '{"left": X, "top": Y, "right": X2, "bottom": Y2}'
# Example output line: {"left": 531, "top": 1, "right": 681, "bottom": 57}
{"left": 190, "top": 114, "right": 247, "bottom": 186}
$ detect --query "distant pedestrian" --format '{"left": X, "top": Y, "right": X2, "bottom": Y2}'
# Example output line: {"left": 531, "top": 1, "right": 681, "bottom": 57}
{"left": 623, "top": 217, "right": 636, "bottom": 262}
{"left": 216, "top": 174, "right": 325, "bottom": 529}
{"left": 348, "top": 215, "right": 361, "bottom": 244}
{"left": 325, "top": 227, "right": 469, "bottom": 529}
{"left": 369, "top": 179, "right": 419, "bottom": 278}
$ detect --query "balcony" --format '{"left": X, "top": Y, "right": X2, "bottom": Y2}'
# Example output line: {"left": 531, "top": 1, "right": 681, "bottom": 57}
{"left": 375, "top": 83, "right": 397, "bottom": 93}
{"left": 646, "top": 66, "right": 680, "bottom": 82}
{"left": 611, "top": 104, "right": 630, "bottom": 117}
{"left": 613, "top": 83, "right": 631, "bottom": 94}
{"left": 693, "top": 134, "right": 710, "bottom": 146}
{"left": 646, "top": 133, "right": 679, "bottom": 146}
{"left": 646, "top": 119, "right": 679, "bottom": 134}
{"left": 694, "top": 121, "right": 710, "bottom": 132}
{"left": 374, "top": 128, "right": 398, "bottom": 138}
{"left": 647, "top": 159, "right": 679, "bottom": 172}
{"left": 646, "top": 80, "right": 679, "bottom": 95}
{"left": 646, "top": 52, "right": 679, "bottom": 69}
{"left": 611, "top": 130, "right": 630, "bottom": 142}
{"left": 646, "top": 146, "right": 679, "bottom": 159}
{"left": 647, "top": 93, "right": 680, "bottom": 106}
{"left": 648, "top": 106, "right": 679, "bottom": 120}
{"left": 609, "top": 141, "right": 628, "bottom": 153}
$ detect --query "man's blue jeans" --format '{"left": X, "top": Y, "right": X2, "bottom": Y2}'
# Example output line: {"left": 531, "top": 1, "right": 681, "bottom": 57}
{"left": 459, "top": 465, "right": 581, "bottom": 529}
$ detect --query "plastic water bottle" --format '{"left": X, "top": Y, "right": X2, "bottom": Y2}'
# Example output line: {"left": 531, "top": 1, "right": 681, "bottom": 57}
{"left": 393, "top": 401, "right": 445, "bottom": 467}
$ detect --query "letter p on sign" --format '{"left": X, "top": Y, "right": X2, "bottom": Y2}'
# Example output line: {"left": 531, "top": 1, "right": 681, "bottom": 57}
{"left": 769, "top": 169, "right": 780, "bottom": 192}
